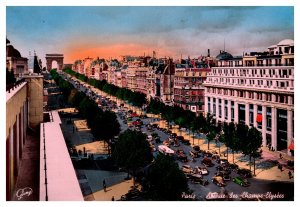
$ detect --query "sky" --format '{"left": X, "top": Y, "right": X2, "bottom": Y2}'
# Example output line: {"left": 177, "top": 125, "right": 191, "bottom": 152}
{"left": 6, "top": 6, "right": 294, "bottom": 65}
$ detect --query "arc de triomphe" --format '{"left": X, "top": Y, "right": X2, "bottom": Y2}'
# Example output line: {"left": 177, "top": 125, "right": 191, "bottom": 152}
{"left": 45, "top": 54, "right": 64, "bottom": 71}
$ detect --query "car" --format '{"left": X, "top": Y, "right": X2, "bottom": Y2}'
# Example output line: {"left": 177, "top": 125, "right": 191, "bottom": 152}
{"left": 151, "top": 124, "right": 158, "bottom": 128}
{"left": 212, "top": 154, "right": 220, "bottom": 161}
{"left": 202, "top": 157, "right": 214, "bottom": 167}
{"left": 176, "top": 136, "right": 184, "bottom": 141}
{"left": 147, "top": 135, "right": 153, "bottom": 141}
{"left": 217, "top": 159, "right": 229, "bottom": 165}
{"left": 177, "top": 153, "right": 188, "bottom": 162}
{"left": 173, "top": 140, "right": 180, "bottom": 147}
{"left": 237, "top": 168, "right": 252, "bottom": 178}
{"left": 192, "top": 177, "right": 209, "bottom": 186}
{"left": 163, "top": 140, "right": 170, "bottom": 147}
{"left": 212, "top": 176, "right": 226, "bottom": 187}
{"left": 228, "top": 163, "right": 239, "bottom": 171}
{"left": 194, "top": 166, "right": 209, "bottom": 175}
{"left": 166, "top": 130, "right": 172, "bottom": 134}
{"left": 181, "top": 139, "right": 191, "bottom": 145}
{"left": 232, "top": 176, "right": 250, "bottom": 187}
{"left": 203, "top": 151, "right": 213, "bottom": 157}
{"left": 215, "top": 172, "right": 231, "bottom": 181}
{"left": 181, "top": 165, "right": 193, "bottom": 174}
{"left": 189, "top": 150, "right": 199, "bottom": 158}
{"left": 193, "top": 145, "right": 200, "bottom": 152}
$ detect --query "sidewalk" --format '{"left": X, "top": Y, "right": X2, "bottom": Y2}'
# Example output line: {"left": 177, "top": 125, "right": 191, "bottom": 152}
{"left": 157, "top": 121, "right": 294, "bottom": 182}
{"left": 86, "top": 179, "right": 134, "bottom": 201}
{"left": 69, "top": 74, "right": 294, "bottom": 183}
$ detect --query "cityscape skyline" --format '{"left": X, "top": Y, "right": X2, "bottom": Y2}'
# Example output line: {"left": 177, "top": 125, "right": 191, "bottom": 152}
{"left": 7, "top": 6, "right": 294, "bottom": 65}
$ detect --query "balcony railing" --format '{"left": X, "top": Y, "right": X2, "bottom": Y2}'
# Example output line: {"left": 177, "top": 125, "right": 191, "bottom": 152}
{"left": 6, "top": 78, "right": 25, "bottom": 93}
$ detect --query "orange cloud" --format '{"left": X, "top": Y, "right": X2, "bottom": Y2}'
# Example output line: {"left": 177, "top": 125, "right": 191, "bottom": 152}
{"left": 64, "top": 43, "right": 175, "bottom": 63}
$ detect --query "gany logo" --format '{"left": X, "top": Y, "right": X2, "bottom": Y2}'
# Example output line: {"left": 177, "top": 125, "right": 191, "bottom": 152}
{"left": 16, "top": 187, "right": 33, "bottom": 200}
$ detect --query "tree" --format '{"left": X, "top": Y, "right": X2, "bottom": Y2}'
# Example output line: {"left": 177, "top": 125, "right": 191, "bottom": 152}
{"left": 206, "top": 130, "right": 216, "bottom": 150}
{"left": 243, "top": 127, "right": 262, "bottom": 174}
{"left": 143, "top": 154, "right": 188, "bottom": 201}
{"left": 202, "top": 114, "right": 216, "bottom": 150}
{"left": 94, "top": 111, "right": 120, "bottom": 155}
{"left": 112, "top": 129, "right": 153, "bottom": 184}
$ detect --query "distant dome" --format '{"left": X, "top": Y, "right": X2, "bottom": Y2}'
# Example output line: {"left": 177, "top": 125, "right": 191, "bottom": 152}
{"left": 6, "top": 45, "right": 21, "bottom": 58}
{"left": 277, "top": 39, "right": 294, "bottom": 46}
{"left": 216, "top": 51, "right": 233, "bottom": 60}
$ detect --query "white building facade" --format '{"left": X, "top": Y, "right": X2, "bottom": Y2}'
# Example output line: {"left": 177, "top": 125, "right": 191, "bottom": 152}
{"left": 203, "top": 39, "right": 294, "bottom": 155}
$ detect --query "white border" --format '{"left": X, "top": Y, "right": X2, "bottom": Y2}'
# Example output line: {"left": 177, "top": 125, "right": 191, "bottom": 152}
{"left": 1, "top": 1, "right": 298, "bottom": 207}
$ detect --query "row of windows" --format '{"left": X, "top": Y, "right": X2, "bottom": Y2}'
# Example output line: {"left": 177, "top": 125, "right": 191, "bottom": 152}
{"left": 207, "top": 77, "right": 293, "bottom": 88}
{"left": 210, "top": 68, "right": 293, "bottom": 76}
{"left": 207, "top": 88, "right": 293, "bottom": 104}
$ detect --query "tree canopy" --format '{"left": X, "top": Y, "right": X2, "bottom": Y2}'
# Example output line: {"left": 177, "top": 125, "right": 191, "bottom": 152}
{"left": 112, "top": 129, "right": 153, "bottom": 177}
{"left": 143, "top": 154, "right": 189, "bottom": 201}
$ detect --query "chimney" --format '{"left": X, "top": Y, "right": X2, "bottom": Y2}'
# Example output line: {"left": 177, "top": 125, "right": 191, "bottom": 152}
{"left": 208, "top": 49, "right": 210, "bottom": 57}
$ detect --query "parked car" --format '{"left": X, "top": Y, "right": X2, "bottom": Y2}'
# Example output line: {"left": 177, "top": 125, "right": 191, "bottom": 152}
{"left": 182, "top": 139, "right": 191, "bottom": 145}
{"left": 212, "top": 154, "right": 220, "bottom": 161}
{"left": 192, "top": 177, "right": 209, "bottom": 186}
{"left": 189, "top": 172, "right": 202, "bottom": 179}
{"left": 203, "top": 151, "right": 213, "bottom": 157}
{"left": 212, "top": 176, "right": 226, "bottom": 187}
{"left": 216, "top": 165, "right": 231, "bottom": 173}
{"left": 181, "top": 165, "right": 193, "bottom": 174}
{"left": 173, "top": 140, "right": 180, "bottom": 147}
{"left": 228, "top": 163, "right": 239, "bottom": 171}
{"left": 193, "top": 145, "right": 200, "bottom": 152}
{"left": 147, "top": 135, "right": 153, "bottom": 142}
{"left": 195, "top": 166, "right": 209, "bottom": 175}
{"left": 217, "top": 158, "right": 229, "bottom": 165}
{"left": 176, "top": 136, "right": 184, "bottom": 141}
{"left": 163, "top": 140, "right": 170, "bottom": 147}
{"left": 177, "top": 153, "right": 188, "bottom": 162}
{"left": 232, "top": 176, "right": 250, "bottom": 187}
{"left": 215, "top": 171, "right": 231, "bottom": 181}
{"left": 202, "top": 157, "right": 214, "bottom": 167}
{"left": 190, "top": 150, "right": 199, "bottom": 158}
{"left": 237, "top": 168, "right": 252, "bottom": 178}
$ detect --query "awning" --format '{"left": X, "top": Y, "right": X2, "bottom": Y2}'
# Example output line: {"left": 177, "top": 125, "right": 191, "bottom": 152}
{"left": 288, "top": 140, "right": 294, "bottom": 150}
{"left": 256, "top": 114, "right": 262, "bottom": 123}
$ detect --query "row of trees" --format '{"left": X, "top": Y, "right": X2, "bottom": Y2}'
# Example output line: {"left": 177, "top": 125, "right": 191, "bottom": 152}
{"left": 63, "top": 68, "right": 147, "bottom": 107}
{"left": 50, "top": 69, "right": 120, "bottom": 152}
{"left": 54, "top": 69, "right": 189, "bottom": 200}
{"left": 147, "top": 97, "right": 262, "bottom": 174}
{"left": 213, "top": 121, "right": 262, "bottom": 175}
{"left": 62, "top": 68, "right": 262, "bottom": 175}
{"left": 112, "top": 129, "right": 189, "bottom": 200}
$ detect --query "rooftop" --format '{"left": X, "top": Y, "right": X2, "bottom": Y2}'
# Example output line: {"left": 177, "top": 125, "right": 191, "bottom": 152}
{"left": 40, "top": 111, "right": 83, "bottom": 201}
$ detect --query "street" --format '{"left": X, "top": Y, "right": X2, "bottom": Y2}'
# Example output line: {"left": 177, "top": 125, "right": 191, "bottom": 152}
{"left": 61, "top": 73, "right": 294, "bottom": 201}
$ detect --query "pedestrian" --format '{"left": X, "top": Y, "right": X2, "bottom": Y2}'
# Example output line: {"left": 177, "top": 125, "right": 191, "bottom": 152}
{"left": 268, "top": 143, "right": 271, "bottom": 151}
{"left": 111, "top": 196, "right": 115, "bottom": 201}
{"left": 288, "top": 171, "right": 292, "bottom": 179}
{"left": 103, "top": 179, "right": 107, "bottom": 192}
{"left": 279, "top": 153, "right": 282, "bottom": 159}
